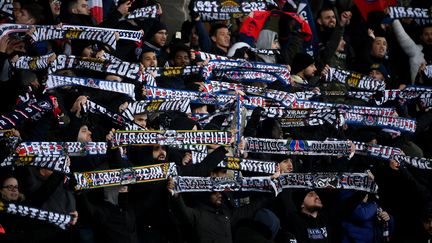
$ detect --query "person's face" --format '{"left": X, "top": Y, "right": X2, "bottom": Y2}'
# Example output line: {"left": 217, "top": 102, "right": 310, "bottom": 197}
{"left": 210, "top": 192, "right": 223, "bottom": 206}
{"left": 173, "top": 50, "right": 190, "bottom": 67}
{"left": 105, "top": 75, "right": 122, "bottom": 82}
{"left": 75, "top": 0, "right": 90, "bottom": 15}
{"left": 371, "top": 37, "right": 387, "bottom": 58}
{"left": 369, "top": 70, "right": 385, "bottom": 81}
{"left": 421, "top": 27, "right": 432, "bottom": 45}
{"left": 141, "top": 52, "right": 157, "bottom": 68}
{"left": 12, "top": 2, "right": 21, "bottom": 19}
{"left": 318, "top": 10, "right": 336, "bottom": 29}
{"left": 272, "top": 121, "right": 283, "bottom": 139}
{"left": 1, "top": 178, "right": 19, "bottom": 202}
{"left": 77, "top": 125, "right": 92, "bottom": 142}
{"left": 271, "top": 37, "right": 280, "bottom": 49}
{"left": 190, "top": 27, "right": 199, "bottom": 46}
{"left": 303, "top": 63, "right": 317, "bottom": 79}
{"left": 81, "top": 45, "right": 94, "bottom": 57}
{"left": 50, "top": 0, "right": 61, "bottom": 17}
{"left": 153, "top": 145, "right": 166, "bottom": 161}
{"left": 133, "top": 113, "right": 147, "bottom": 128}
{"left": 423, "top": 217, "right": 432, "bottom": 235}
{"left": 302, "top": 191, "right": 323, "bottom": 212}
{"left": 16, "top": 9, "right": 35, "bottom": 24}
{"left": 279, "top": 158, "right": 293, "bottom": 173}
{"left": 212, "top": 27, "right": 231, "bottom": 49}
{"left": 153, "top": 29, "right": 168, "bottom": 47}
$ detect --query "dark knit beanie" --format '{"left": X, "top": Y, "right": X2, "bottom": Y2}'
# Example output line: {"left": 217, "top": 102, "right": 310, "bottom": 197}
{"left": 146, "top": 21, "right": 168, "bottom": 41}
{"left": 291, "top": 53, "right": 315, "bottom": 74}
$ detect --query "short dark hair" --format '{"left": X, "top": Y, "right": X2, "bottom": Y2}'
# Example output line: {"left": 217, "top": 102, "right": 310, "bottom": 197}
{"left": 209, "top": 23, "right": 228, "bottom": 38}
{"left": 317, "top": 6, "right": 334, "bottom": 19}
{"left": 21, "top": 3, "right": 45, "bottom": 24}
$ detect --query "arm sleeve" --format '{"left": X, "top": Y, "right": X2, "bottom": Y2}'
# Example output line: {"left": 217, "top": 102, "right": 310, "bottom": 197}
{"left": 170, "top": 195, "right": 198, "bottom": 226}
{"left": 195, "top": 20, "right": 212, "bottom": 52}
{"left": 180, "top": 146, "right": 227, "bottom": 176}
{"left": 391, "top": 19, "right": 421, "bottom": 58}
{"left": 350, "top": 202, "right": 378, "bottom": 221}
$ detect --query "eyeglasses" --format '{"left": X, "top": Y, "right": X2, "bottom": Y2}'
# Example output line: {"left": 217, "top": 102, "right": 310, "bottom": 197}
{"left": 2, "top": 185, "right": 19, "bottom": 191}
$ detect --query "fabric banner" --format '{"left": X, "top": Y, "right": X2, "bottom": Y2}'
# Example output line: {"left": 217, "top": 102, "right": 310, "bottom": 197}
{"left": 273, "top": 172, "right": 378, "bottom": 193}
{"left": 296, "top": 0, "right": 319, "bottom": 56}
{"left": 0, "top": 201, "right": 73, "bottom": 229}
{"left": 88, "top": 0, "right": 103, "bottom": 23}
{"left": 353, "top": 0, "right": 394, "bottom": 21}
{"left": 46, "top": 75, "right": 136, "bottom": 99}
{"left": 173, "top": 176, "right": 275, "bottom": 193}
{"left": 30, "top": 26, "right": 117, "bottom": 49}
{"left": 111, "top": 130, "right": 233, "bottom": 147}
{"left": 325, "top": 67, "right": 386, "bottom": 91}
{"left": 49, "top": 55, "right": 142, "bottom": 82}
{"left": 0, "top": 99, "right": 54, "bottom": 130}
{"left": 13, "top": 141, "right": 107, "bottom": 156}
{"left": 193, "top": 0, "right": 277, "bottom": 21}
{"left": 171, "top": 144, "right": 208, "bottom": 153}
{"left": 144, "top": 65, "right": 201, "bottom": 77}
{"left": 293, "top": 100, "right": 397, "bottom": 116}
{"left": 127, "top": 5, "right": 159, "bottom": 19}
{"left": 344, "top": 113, "right": 416, "bottom": 133}
{"left": 393, "top": 154, "right": 432, "bottom": 170}
{"left": 244, "top": 137, "right": 353, "bottom": 156}
{"left": 13, "top": 54, "right": 54, "bottom": 70}
{"left": 74, "top": 162, "right": 177, "bottom": 190}
{"left": 1, "top": 155, "right": 70, "bottom": 174}
{"left": 82, "top": 100, "right": 142, "bottom": 130}
{"left": 145, "top": 86, "right": 266, "bottom": 108}
{"left": 122, "top": 99, "right": 191, "bottom": 121}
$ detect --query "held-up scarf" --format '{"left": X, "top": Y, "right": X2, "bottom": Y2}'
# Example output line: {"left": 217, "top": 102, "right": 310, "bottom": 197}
{"left": 273, "top": 172, "right": 378, "bottom": 193}
{"left": 173, "top": 176, "right": 276, "bottom": 193}
{"left": 393, "top": 154, "right": 432, "bottom": 170}
{"left": 203, "top": 60, "right": 290, "bottom": 85}
{"left": 49, "top": 55, "right": 143, "bottom": 82}
{"left": 1, "top": 155, "right": 70, "bottom": 174}
{"left": 127, "top": 5, "right": 159, "bottom": 19}
{"left": 122, "top": 99, "right": 191, "bottom": 121}
{"left": 0, "top": 0, "right": 13, "bottom": 18}
{"left": 111, "top": 130, "right": 233, "bottom": 147}
{"left": 13, "top": 53, "right": 54, "bottom": 70}
{"left": 244, "top": 137, "right": 353, "bottom": 157}
{"left": 144, "top": 65, "right": 202, "bottom": 77}
{"left": 261, "top": 107, "right": 342, "bottom": 127}
{"left": 74, "top": 162, "right": 177, "bottom": 190}
{"left": 293, "top": 100, "right": 397, "bottom": 116}
{"left": 46, "top": 74, "right": 136, "bottom": 99}
{"left": 0, "top": 201, "right": 73, "bottom": 229}
{"left": 191, "top": 151, "right": 277, "bottom": 174}
{"left": 343, "top": 112, "right": 416, "bottom": 133}
{"left": 206, "top": 80, "right": 297, "bottom": 107}
{"left": 170, "top": 144, "right": 208, "bottom": 153}
{"left": 30, "top": 26, "right": 117, "bottom": 49}
{"left": 351, "top": 140, "right": 402, "bottom": 160}
{"left": 82, "top": 100, "right": 142, "bottom": 130}
{"left": 12, "top": 141, "right": 107, "bottom": 156}
{"left": 388, "top": 6, "right": 432, "bottom": 25}
{"left": 325, "top": 67, "right": 386, "bottom": 91}
{"left": 145, "top": 86, "right": 266, "bottom": 108}
{"left": 0, "top": 98, "right": 54, "bottom": 129}
{"left": 0, "top": 129, "right": 14, "bottom": 138}
{"left": 193, "top": 0, "right": 277, "bottom": 21}
{"left": 210, "top": 69, "right": 280, "bottom": 83}
{"left": 62, "top": 25, "right": 143, "bottom": 42}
